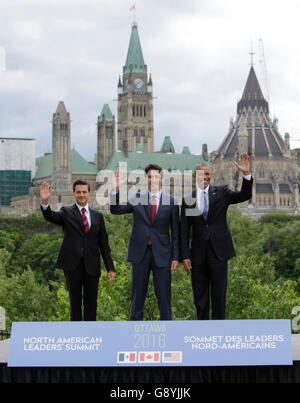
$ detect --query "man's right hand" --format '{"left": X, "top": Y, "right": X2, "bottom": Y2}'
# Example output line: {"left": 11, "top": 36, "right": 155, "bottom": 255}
{"left": 40, "top": 181, "right": 53, "bottom": 205}
{"left": 183, "top": 259, "right": 192, "bottom": 274}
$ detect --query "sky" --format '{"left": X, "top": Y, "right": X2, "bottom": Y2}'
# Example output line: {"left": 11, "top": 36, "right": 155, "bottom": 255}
{"left": 0, "top": 0, "right": 300, "bottom": 162}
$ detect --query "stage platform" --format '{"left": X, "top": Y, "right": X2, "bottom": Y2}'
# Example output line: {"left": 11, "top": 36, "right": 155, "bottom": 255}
{"left": 1, "top": 335, "right": 300, "bottom": 383}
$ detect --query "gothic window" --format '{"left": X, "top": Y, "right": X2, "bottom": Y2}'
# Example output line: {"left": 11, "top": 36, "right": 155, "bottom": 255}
{"left": 140, "top": 128, "right": 145, "bottom": 137}
{"left": 136, "top": 104, "right": 139, "bottom": 117}
{"left": 268, "top": 197, "right": 271, "bottom": 206}
{"left": 132, "top": 104, "right": 135, "bottom": 116}
{"left": 263, "top": 197, "right": 266, "bottom": 206}
{"left": 247, "top": 111, "right": 251, "bottom": 125}
{"left": 144, "top": 105, "right": 147, "bottom": 117}
{"left": 258, "top": 165, "right": 265, "bottom": 178}
{"left": 134, "top": 128, "right": 138, "bottom": 137}
{"left": 140, "top": 105, "right": 143, "bottom": 116}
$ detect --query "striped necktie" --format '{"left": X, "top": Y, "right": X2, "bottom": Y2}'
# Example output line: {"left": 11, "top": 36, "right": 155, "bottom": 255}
{"left": 81, "top": 207, "right": 90, "bottom": 233}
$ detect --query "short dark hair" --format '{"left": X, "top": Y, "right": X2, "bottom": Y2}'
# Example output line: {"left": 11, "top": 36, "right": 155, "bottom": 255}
{"left": 145, "top": 164, "right": 163, "bottom": 176}
{"left": 73, "top": 180, "right": 90, "bottom": 192}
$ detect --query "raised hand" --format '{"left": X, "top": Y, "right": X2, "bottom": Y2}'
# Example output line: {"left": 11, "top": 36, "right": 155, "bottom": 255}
{"left": 235, "top": 152, "right": 250, "bottom": 175}
{"left": 40, "top": 181, "right": 53, "bottom": 205}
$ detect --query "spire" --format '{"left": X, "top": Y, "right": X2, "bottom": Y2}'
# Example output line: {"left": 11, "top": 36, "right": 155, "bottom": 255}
{"left": 160, "top": 136, "right": 175, "bottom": 153}
{"left": 98, "top": 104, "right": 114, "bottom": 121}
{"left": 124, "top": 23, "right": 146, "bottom": 74}
{"left": 55, "top": 101, "right": 68, "bottom": 116}
{"left": 237, "top": 66, "right": 269, "bottom": 114}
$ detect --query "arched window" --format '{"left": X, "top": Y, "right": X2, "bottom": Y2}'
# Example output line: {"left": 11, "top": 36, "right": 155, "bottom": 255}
{"left": 132, "top": 104, "right": 135, "bottom": 116}
{"left": 144, "top": 105, "right": 147, "bottom": 117}
{"left": 258, "top": 165, "right": 265, "bottom": 178}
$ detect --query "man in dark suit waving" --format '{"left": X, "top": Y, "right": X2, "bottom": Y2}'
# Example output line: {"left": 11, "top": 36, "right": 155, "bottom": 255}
{"left": 181, "top": 153, "right": 252, "bottom": 320}
{"left": 110, "top": 164, "right": 180, "bottom": 321}
{"left": 40, "top": 180, "right": 115, "bottom": 321}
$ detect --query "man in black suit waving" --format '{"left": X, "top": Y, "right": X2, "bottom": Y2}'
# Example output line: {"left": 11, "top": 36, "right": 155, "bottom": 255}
{"left": 40, "top": 180, "right": 115, "bottom": 321}
{"left": 110, "top": 164, "right": 180, "bottom": 321}
{"left": 181, "top": 153, "right": 252, "bottom": 320}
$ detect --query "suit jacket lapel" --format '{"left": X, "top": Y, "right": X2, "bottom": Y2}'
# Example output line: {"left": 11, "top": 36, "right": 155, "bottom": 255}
{"left": 207, "top": 186, "right": 217, "bottom": 220}
{"left": 141, "top": 192, "right": 151, "bottom": 222}
{"left": 71, "top": 204, "right": 85, "bottom": 234}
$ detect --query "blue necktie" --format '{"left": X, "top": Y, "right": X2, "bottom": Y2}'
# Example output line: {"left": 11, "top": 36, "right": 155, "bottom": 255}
{"left": 203, "top": 191, "right": 208, "bottom": 221}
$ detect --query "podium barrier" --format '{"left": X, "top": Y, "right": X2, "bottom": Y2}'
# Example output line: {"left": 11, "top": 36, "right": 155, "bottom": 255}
{"left": 7, "top": 319, "right": 292, "bottom": 367}
{"left": 1, "top": 319, "right": 299, "bottom": 384}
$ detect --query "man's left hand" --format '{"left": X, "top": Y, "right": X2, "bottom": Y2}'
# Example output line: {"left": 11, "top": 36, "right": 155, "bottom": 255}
{"left": 108, "top": 271, "right": 115, "bottom": 282}
{"left": 235, "top": 152, "right": 250, "bottom": 175}
{"left": 170, "top": 260, "right": 179, "bottom": 271}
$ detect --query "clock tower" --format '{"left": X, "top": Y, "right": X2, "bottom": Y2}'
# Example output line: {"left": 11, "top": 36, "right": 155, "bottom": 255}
{"left": 118, "top": 23, "right": 154, "bottom": 154}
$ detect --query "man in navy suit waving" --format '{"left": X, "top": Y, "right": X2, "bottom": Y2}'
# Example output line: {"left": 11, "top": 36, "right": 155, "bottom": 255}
{"left": 110, "top": 164, "right": 180, "bottom": 320}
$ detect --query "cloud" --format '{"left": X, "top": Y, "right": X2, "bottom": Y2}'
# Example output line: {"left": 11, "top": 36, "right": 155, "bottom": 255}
{"left": 0, "top": 0, "right": 299, "bottom": 162}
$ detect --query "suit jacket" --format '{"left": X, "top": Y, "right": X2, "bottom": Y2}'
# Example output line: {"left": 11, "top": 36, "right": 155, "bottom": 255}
{"left": 41, "top": 204, "right": 115, "bottom": 276}
{"left": 110, "top": 191, "right": 180, "bottom": 267}
{"left": 181, "top": 177, "right": 253, "bottom": 264}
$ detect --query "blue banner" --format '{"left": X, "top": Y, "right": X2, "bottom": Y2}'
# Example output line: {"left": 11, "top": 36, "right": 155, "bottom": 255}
{"left": 8, "top": 319, "right": 292, "bottom": 367}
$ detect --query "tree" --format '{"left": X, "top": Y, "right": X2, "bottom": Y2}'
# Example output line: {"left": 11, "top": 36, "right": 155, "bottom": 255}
{"left": 226, "top": 255, "right": 300, "bottom": 326}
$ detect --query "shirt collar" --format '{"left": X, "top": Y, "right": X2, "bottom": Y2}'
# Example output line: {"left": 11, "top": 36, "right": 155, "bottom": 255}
{"left": 76, "top": 203, "right": 89, "bottom": 213}
{"left": 196, "top": 185, "right": 209, "bottom": 194}
{"left": 149, "top": 189, "right": 162, "bottom": 200}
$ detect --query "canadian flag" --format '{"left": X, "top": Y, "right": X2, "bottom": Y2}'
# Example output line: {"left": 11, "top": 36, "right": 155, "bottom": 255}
{"left": 139, "top": 352, "right": 160, "bottom": 363}
{"left": 129, "top": 4, "right": 135, "bottom": 11}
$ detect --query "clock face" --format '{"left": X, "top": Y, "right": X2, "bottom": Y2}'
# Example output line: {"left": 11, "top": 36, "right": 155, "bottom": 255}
{"left": 133, "top": 78, "right": 144, "bottom": 89}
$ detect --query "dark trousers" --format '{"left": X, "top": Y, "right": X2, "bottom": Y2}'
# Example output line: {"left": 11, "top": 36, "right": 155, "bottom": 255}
{"left": 130, "top": 245, "right": 172, "bottom": 321}
{"left": 191, "top": 241, "right": 228, "bottom": 320}
{"left": 64, "top": 260, "right": 100, "bottom": 321}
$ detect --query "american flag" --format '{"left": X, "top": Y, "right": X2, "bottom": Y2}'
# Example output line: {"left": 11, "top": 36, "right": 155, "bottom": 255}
{"left": 162, "top": 351, "right": 182, "bottom": 363}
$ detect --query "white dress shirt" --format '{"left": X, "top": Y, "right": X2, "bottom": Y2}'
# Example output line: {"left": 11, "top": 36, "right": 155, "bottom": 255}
{"left": 76, "top": 203, "right": 91, "bottom": 228}
{"left": 148, "top": 190, "right": 162, "bottom": 213}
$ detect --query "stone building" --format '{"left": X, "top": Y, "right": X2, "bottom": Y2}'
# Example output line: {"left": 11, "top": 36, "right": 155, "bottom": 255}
{"left": 117, "top": 23, "right": 154, "bottom": 156}
{"left": 211, "top": 66, "right": 300, "bottom": 213}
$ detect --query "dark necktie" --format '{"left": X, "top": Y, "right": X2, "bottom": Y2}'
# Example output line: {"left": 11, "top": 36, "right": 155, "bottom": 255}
{"left": 81, "top": 208, "right": 90, "bottom": 233}
{"left": 147, "top": 195, "right": 157, "bottom": 245}
{"left": 203, "top": 192, "right": 208, "bottom": 221}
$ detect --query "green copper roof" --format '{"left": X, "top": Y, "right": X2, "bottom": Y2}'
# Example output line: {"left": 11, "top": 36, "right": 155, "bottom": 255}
{"left": 35, "top": 149, "right": 98, "bottom": 179}
{"left": 182, "top": 146, "right": 191, "bottom": 155}
{"left": 105, "top": 150, "right": 209, "bottom": 173}
{"left": 124, "top": 24, "right": 146, "bottom": 74}
{"left": 98, "top": 104, "right": 114, "bottom": 121}
{"left": 160, "top": 136, "right": 175, "bottom": 153}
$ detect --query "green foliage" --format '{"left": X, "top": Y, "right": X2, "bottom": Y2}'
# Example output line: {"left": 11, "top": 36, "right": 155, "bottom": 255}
{"left": 227, "top": 255, "right": 300, "bottom": 321}
{"left": 0, "top": 266, "right": 56, "bottom": 329}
